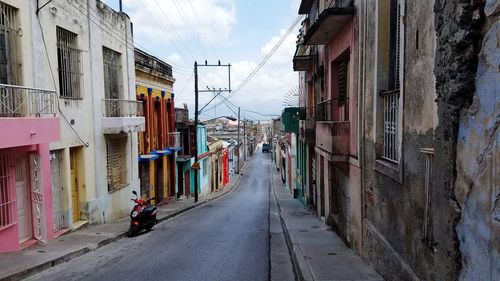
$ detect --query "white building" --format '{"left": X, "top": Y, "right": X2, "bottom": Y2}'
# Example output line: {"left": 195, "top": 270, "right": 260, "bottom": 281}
{"left": 33, "top": 0, "right": 144, "bottom": 229}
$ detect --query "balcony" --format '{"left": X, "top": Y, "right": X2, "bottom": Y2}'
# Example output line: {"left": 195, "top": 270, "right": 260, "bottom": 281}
{"left": 168, "top": 132, "right": 181, "bottom": 150}
{"left": 316, "top": 99, "right": 350, "bottom": 161}
{"left": 303, "top": 7, "right": 354, "bottom": 45}
{"left": 102, "top": 99, "right": 145, "bottom": 134}
{"left": 0, "top": 84, "right": 60, "bottom": 148}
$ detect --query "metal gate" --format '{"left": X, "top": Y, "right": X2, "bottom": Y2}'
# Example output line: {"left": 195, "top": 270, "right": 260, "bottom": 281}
{"left": 50, "top": 152, "right": 64, "bottom": 231}
{"left": 331, "top": 166, "right": 349, "bottom": 241}
{"left": 30, "top": 153, "right": 46, "bottom": 242}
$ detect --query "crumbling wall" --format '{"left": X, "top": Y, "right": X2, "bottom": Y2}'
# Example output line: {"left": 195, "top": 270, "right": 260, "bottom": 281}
{"left": 454, "top": 1, "right": 499, "bottom": 280}
{"left": 433, "top": 0, "right": 486, "bottom": 280}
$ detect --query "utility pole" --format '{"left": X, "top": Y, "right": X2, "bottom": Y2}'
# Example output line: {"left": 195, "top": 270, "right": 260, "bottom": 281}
{"left": 193, "top": 60, "right": 231, "bottom": 203}
{"left": 194, "top": 61, "right": 199, "bottom": 203}
{"left": 243, "top": 119, "right": 246, "bottom": 161}
{"left": 236, "top": 107, "right": 241, "bottom": 174}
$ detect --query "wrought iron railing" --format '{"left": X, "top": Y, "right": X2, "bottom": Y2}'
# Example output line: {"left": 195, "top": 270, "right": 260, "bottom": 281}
{"left": 102, "top": 99, "right": 144, "bottom": 117}
{"left": 316, "top": 98, "right": 349, "bottom": 122}
{"left": 0, "top": 84, "right": 57, "bottom": 117}
{"left": 168, "top": 132, "right": 180, "bottom": 148}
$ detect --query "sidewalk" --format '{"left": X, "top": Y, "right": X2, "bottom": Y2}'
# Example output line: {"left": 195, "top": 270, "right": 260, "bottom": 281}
{"left": 0, "top": 163, "right": 248, "bottom": 281}
{"left": 271, "top": 168, "right": 383, "bottom": 281}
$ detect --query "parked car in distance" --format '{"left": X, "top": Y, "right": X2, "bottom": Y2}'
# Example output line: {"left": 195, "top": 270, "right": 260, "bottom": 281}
{"left": 262, "top": 143, "right": 270, "bottom": 153}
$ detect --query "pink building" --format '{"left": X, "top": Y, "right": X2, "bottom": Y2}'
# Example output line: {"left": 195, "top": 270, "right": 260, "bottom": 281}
{"left": 0, "top": 86, "right": 60, "bottom": 252}
{"left": 0, "top": 0, "right": 60, "bottom": 252}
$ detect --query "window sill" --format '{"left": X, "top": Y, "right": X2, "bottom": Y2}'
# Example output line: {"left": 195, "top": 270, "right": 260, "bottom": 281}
{"left": 108, "top": 183, "right": 130, "bottom": 194}
{"left": 59, "top": 96, "right": 83, "bottom": 100}
{"left": 375, "top": 158, "right": 402, "bottom": 184}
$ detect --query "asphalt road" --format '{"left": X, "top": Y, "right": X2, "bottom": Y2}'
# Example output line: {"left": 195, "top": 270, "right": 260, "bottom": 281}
{"left": 26, "top": 151, "right": 271, "bottom": 281}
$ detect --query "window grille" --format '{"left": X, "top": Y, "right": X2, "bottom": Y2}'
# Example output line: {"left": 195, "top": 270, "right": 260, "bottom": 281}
{"left": 102, "top": 47, "right": 122, "bottom": 100}
{"left": 57, "top": 27, "right": 82, "bottom": 99}
{"left": 0, "top": 3, "right": 18, "bottom": 85}
{"left": 381, "top": 90, "right": 400, "bottom": 162}
{"left": 106, "top": 136, "right": 128, "bottom": 192}
{"left": 139, "top": 162, "right": 152, "bottom": 199}
{"left": 0, "top": 153, "right": 16, "bottom": 230}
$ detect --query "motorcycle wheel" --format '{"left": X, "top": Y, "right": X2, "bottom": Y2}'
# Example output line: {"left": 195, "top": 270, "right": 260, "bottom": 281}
{"left": 145, "top": 223, "right": 154, "bottom": 232}
{"left": 128, "top": 226, "right": 138, "bottom": 237}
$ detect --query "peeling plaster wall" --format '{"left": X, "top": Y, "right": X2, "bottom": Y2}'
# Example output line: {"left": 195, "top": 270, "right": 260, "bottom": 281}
{"left": 433, "top": 0, "right": 486, "bottom": 280}
{"left": 455, "top": 2, "right": 499, "bottom": 280}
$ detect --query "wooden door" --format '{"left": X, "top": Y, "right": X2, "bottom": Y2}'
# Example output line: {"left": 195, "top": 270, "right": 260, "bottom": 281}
{"left": 15, "top": 155, "right": 32, "bottom": 243}
{"left": 70, "top": 150, "right": 79, "bottom": 222}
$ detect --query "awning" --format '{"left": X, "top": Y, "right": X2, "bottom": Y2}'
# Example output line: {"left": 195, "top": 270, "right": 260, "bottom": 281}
{"left": 152, "top": 150, "right": 172, "bottom": 156}
{"left": 139, "top": 154, "right": 159, "bottom": 162}
{"left": 303, "top": 7, "right": 354, "bottom": 45}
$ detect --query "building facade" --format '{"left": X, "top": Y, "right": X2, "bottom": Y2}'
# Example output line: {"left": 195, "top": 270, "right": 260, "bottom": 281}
{"left": 135, "top": 48, "right": 178, "bottom": 205}
{"left": 0, "top": 0, "right": 61, "bottom": 252}
{"left": 293, "top": 0, "right": 499, "bottom": 280}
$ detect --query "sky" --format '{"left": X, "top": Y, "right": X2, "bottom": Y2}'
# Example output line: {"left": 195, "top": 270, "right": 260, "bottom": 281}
{"left": 102, "top": 0, "right": 302, "bottom": 121}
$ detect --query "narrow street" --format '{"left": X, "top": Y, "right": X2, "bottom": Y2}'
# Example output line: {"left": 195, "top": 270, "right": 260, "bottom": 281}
{"left": 25, "top": 152, "right": 272, "bottom": 281}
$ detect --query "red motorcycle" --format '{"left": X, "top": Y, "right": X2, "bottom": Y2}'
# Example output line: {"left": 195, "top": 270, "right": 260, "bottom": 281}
{"left": 128, "top": 191, "right": 158, "bottom": 237}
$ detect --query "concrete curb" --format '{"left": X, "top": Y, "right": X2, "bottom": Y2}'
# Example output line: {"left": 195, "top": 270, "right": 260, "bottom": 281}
{"left": 0, "top": 160, "right": 250, "bottom": 281}
{"left": 270, "top": 168, "right": 314, "bottom": 281}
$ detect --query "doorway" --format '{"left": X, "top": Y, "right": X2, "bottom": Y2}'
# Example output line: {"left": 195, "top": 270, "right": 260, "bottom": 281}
{"left": 15, "top": 154, "right": 31, "bottom": 243}
{"left": 50, "top": 152, "right": 64, "bottom": 231}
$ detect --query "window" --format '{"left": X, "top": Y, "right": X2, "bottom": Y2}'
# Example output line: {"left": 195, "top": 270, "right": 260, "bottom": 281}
{"left": 106, "top": 136, "right": 128, "bottom": 192}
{"left": 102, "top": 47, "right": 122, "bottom": 100}
{"left": 203, "top": 159, "right": 208, "bottom": 177}
{"left": 0, "top": 3, "right": 18, "bottom": 85}
{"left": 139, "top": 162, "right": 151, "bottom": 199}
{"left": 57, "top": 27, "right": 82, "bottom": 99}
{"left": 0, "top": 153, "right": 15, "bottom": 230}
{"left": 378, "top": 0, "right": 403, "bottom": 163}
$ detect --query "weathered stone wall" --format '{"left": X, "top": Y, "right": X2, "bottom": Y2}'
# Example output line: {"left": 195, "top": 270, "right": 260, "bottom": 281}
{"left": 453, "top": 1, "right": 499, "bottom": 280}
{"left": 433, "top": 0, "right": 486, "bottom": 280}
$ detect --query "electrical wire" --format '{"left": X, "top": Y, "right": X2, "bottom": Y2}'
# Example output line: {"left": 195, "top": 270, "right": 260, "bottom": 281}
{"left": 203, "top": 15, "right": 303, "bottom": 112}
{"left": 68, "top": 1, "right": 191, "bottom": 74}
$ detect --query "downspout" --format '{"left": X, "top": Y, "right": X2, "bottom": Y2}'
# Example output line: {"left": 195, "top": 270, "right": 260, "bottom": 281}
{"left": 359, "top": 0, "right": 367, "bottom": 254}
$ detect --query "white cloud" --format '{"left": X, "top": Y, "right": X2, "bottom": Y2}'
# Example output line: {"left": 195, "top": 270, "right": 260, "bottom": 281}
{"left": 125, "top": 0, "right": 236, "bottom": 48}
{"left": 175, "top": 26, "right": 299, "bottom": 120}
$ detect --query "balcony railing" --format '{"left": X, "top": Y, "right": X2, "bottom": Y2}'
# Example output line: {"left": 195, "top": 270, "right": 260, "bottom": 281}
{"left": 168, "top": 132, "right": 180, "bottom": 148}
{"left": 0, "top": 84, "right": 57, "bottom": 117}
{"left": 316, "top": 98, "right": 349, "bottom": 122}
{"left": 102, "top": 99, "right": 144, "bottom": 117}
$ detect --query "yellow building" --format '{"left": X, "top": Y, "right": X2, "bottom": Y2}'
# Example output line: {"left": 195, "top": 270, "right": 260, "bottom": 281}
{"left": 135, "top": 49, "right": 179, "bottom": 204}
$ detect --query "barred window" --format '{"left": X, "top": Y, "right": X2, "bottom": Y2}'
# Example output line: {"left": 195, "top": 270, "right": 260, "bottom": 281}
{"left": 57, "top": 27, "right": 82, "bottom": 99}
{"left": 0, "top": 3, "right": 18, "bottom": 85}
{"left": 106, "top": 135, "right": 129, "bottom": 192}
{"left": 139, "top": 162, "right": 152, "bottom": 199}
{"left": 0, "top": 153, "right": 16, "bottom": 230}
{"left": 102, "top": 47, "right": 122, "bottom": 99}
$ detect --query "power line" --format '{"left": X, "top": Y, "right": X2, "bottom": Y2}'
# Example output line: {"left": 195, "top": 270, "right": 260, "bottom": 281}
{"left": 171, "top": 0, "right": 209, "bottom": 58}
{"left": 186, "top": 0, "right": 219, "bottom": 58}
{"left": 69, "top": 0, "right": 192, "bottom": 74}
{"left": 203, "top": 15, "right": 303, "bottom": 112}
{"left": 140, "top": 0, "right": 196, "bottom": 63}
